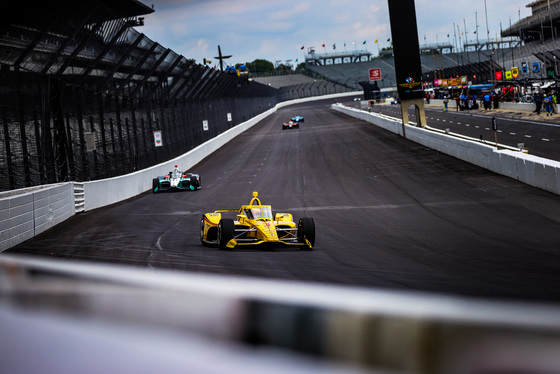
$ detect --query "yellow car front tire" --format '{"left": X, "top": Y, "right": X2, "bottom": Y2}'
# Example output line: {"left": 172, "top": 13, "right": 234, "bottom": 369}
{"left": 298, "top": 217, "right": 315, "bottom": 250}
{"left": 218, "top": 219, "right": 235, "bottom": 250}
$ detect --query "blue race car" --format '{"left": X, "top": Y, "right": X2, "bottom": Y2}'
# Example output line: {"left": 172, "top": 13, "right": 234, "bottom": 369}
{"left": 291, "top": 115, "right": 304, "bottom": 123}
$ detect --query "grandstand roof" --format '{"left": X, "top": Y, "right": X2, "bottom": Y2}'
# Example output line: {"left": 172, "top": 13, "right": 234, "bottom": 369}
{"left": 2, "top": 0, "right": 153, "bottom": 31}
{"left": 97, "top": 0, "right": 154, "bottom": 18}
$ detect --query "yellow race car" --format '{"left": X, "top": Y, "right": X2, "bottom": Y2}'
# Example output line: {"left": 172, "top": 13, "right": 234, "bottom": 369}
{"left": 200, "top": 192, "right": 315, "bottom": 250}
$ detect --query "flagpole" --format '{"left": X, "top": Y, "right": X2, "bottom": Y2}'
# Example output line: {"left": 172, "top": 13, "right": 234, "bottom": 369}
{"left": 476, "top": 11, "right": 481, "bottom": 63}
{"left": 453, "top": 22, "right": 458, "bottom": 76}
{"left": 464, "top": 19, "right": 470, "bottom": 68}
{"left": 485, "top": 0, "right": 490, "bottom": 45}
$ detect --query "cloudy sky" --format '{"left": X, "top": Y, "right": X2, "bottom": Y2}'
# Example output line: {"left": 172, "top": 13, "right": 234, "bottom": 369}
{"left": 139, "top": 0, "right": 532, "bottom": 67}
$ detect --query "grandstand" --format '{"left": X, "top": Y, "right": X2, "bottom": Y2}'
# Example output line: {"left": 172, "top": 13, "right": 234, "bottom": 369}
{"left": 305, "top": 49, "right": 501, "bottom": 90}
{"left": 252, "top": 74, "right": 354, "bottom": 101}
{"left": 306, "top": 59, "right": 396, "bottom": 90}
{"left": 306, "top": 0, "right": 560, "bottom": 93}
{"left": 501, "top": 0, "right": 560, "bottom": 79}
{"left": 253, "top": 74, "right": 321, "bottom": 88}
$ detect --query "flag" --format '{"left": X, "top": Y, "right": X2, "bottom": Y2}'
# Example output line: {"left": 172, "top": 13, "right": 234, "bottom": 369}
{"left": 473, "top": 30, "right": 477, "bottom": 34}
{"left": 295, "top": 58, "right": 298, "bottom": 63}
{"left": 322, "top": 43, "right": 325, "bottom": 47}
{"left": 374, "top": 39, "right": 378, "bottom": 43}
{"left": 333, "top": 43, "right": 336, "bottom": 50}
{"left": 363, "top": 40, "right": 367, "bottom": 44}
{"left": 300, "top": 45, "right": 304, "bottom": 50}
{"left": 387, "top": 38, "right": 390, "bottom": 42}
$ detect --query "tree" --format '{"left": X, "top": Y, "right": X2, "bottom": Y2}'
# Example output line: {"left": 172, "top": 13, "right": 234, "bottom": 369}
{"left": 247, "top": 59, "right": 274, "bottom": 74}
{"left": 295, "top": 62, "right": 306, "bottom": 73}
{"left": 275, "top": 63, "right": 292, "bottom": 74}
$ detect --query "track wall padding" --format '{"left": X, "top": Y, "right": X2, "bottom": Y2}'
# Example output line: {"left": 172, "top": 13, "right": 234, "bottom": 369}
{"left": 0, "top": 183, "right": 74, "bottom": 251}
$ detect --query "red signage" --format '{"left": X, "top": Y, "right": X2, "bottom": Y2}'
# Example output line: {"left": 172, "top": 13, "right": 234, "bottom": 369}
{"left": 369, "top": 68, "right": 381, "bottom": 81}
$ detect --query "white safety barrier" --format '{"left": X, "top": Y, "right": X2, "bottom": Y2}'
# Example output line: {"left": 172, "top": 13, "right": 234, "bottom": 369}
{"left": 0, "top": 92, "right": 360, "bottom": 252}
{"left": 332, "top": 103, "right": 560, "bottom": 196}
{"left": 0, "top": 183, "right": 74, "bottom": 251}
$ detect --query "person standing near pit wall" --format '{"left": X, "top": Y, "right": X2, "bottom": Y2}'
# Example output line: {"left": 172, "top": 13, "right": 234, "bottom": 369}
{"left": 534, "top": 91, "right": 542, "bottom": 115}
{"left": 443, "top": 96, "right": 449, "bottom": 112}
{"left": 493, "top": 92, "right": 500, "bottom": 109}
{"left": 543, "top": 93, "right": 553, "bottom": 116}
{"left": 483, "top": 92, "right": 492, "bottom": 110}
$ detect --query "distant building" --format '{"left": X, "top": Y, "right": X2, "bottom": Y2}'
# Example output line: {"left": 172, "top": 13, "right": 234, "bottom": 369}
{"left": 502, "top": 0, "right": 560, "bottom": 42}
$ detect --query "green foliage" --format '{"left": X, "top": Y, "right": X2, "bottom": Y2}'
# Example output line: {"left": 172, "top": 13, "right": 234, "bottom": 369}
{"left": 276, "top": 63, "right": 292, "bottom": 73}
{"left": 246, "top": 59, "right": 275, "bottom": 74}
{"left": 295, "top": 62, "right": 306, "bottom": 73}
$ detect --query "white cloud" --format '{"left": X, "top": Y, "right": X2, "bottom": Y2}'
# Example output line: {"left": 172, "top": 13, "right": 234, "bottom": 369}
{"left": 139, "top": 0, "right": 532, "bottom": 64}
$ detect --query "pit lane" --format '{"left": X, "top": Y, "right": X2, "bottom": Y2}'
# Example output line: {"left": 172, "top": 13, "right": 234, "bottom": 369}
{"left": 7, "top": 98, "right": 560, "bottom": 303}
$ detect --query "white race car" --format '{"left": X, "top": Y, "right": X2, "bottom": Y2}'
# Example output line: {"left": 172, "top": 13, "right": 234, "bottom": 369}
{"left": 152, "top": 165, "right": 201, "bottom": 193}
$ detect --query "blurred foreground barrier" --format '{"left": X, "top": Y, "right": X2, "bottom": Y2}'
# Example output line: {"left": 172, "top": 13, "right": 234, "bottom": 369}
{"left": 1, "top": 254, "right": 560, "bottom": 373}
{"left": 333, "top": 103, "right": 560, "bottom": 196}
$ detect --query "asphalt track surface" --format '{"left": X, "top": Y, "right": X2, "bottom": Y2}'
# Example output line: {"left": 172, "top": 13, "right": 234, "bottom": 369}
{"left": 7, "top": 98, "right": 560, "bottom": 303}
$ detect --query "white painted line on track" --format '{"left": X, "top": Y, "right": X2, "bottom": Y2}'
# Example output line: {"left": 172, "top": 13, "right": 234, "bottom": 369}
{"left": 425, "top": 107, "right": 560, "bottom": 128}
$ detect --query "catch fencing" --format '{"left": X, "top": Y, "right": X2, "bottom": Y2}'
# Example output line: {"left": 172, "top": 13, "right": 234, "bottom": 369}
{"left": 0, "top": 68, "right": 278, "bottom": 191}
